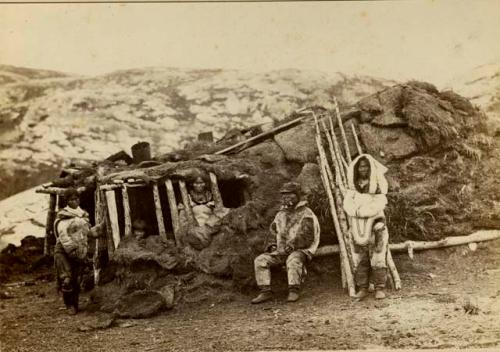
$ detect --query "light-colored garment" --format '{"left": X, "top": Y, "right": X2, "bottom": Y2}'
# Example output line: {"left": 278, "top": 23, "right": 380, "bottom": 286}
{"left": 190, "top": 196, "right": 216, "bottom": 227}
{"left": 343, "top": 154, "right": 389, "bottom": 246}
{"left": 343, "top": 154, "right": 390, "bottom": 288}
{"left": 178, "top": 192, "right": 229, "bottom": 250}
{"left": 354, "top": 227, "right": 389, "bottom": 289}
{"left": 254, "top": 251, "right": 308, "bottom": 287}
{"left": 346, "top": 154, "right": 388, "bottom": 194}
{"left": 54, "top": 206, "right": 91, "bottom": 260}
{"left": 268, "top": 200, "right": 320, "bottom": 258}
{"left": 254, "top": 201, "right": 320, "bottom": 288}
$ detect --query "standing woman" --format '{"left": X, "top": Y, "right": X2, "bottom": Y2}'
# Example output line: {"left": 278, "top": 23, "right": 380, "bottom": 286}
{"left": 343, "top": 155, "right": 390, "bottom": 300}
{"left": 54, "top": 188, "right": 104, "bottom": 314}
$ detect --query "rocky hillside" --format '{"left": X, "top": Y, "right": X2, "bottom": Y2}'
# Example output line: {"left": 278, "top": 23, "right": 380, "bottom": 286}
{"left": 449, "top": 62, "right": 500, "bottom": 133}
{"left": 0, "top": 65, "right": 394, "bottom": 200}
{"left": 0, "top": 64, "right": 70, "bottom": 85}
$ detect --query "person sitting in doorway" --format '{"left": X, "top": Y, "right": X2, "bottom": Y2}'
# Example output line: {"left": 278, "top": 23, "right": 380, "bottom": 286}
{"left": 178, "top": 174, "right": 229, "bottom": 250}
{"left": 132, "top": 218, "right": 148, "bottom": 240}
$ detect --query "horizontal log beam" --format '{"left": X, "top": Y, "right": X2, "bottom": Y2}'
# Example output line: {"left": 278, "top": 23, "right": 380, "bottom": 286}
{"left": 314, "top": 230, "right": 500, "bottom": 257}
{"left": 36, "top": 186, "right": 87, "bottom": 196}
{"left": 99, "top": 184, "right": 123, "bottom": 191}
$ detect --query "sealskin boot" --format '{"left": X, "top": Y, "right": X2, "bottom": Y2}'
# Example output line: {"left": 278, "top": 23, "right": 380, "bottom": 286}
{"left": 372, "top": 267, "right": 388, "bottom": 299}
{"left": 354, "top": 288, "right": 369, "bottom": 301}
{"left": 375, "top": 289, "right": 386, "bottom": 300}
{"left": 251, "top": 288, "right": 273, "bottom": 304}
{"left": 68, "top": 305, "right": 78, "bottom": 315}
{"left": 287, "top": 290, "right": 300, "bottom": 303}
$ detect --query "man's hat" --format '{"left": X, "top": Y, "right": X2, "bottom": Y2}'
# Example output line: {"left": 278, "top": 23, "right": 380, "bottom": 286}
{"left": 279, "top": 182, "right": 302, "bottom": 196}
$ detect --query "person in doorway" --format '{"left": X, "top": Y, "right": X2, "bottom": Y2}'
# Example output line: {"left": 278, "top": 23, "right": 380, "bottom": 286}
{"left": 252, "top": 182, "right": 320, "bottom": 304}
{"left": 132, "top": 219, "right": 148, "bottom": 240}
{"left": 343, "top": 154, "right": 390, "bottom": 300}
{"left": 178, "top": 174, "right": 229, "bottom": 250}
{"left": 53, "top": 188, "right": 105, "bottom": 314}
{"left": 189, "top": 175, "right": 218, "bottom": 228}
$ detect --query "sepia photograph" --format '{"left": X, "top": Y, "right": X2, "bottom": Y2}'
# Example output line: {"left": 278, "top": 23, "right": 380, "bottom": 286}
{"left": 0, "top": 0, "right": 499, "bottom": 351}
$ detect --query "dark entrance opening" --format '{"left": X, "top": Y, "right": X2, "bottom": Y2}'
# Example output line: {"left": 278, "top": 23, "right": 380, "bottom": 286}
{"left": 218, "top": 178, "right": 247, "bottom": 208}
{"left": 127, "top": 185, "right": 175, "bottom": 241}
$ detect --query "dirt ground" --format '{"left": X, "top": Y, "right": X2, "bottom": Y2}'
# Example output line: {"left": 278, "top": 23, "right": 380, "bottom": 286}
{"left": 1, "top": 240, "right": 500, "bottom": 352}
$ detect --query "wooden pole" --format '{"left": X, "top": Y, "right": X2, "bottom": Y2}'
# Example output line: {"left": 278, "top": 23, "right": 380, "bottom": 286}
{"left": 122, "top": 185, "right": 132, "bottom": 238}
{"left": 101, "top": 190, "right": 115, "bottom": 255}
{"left": 313, "top": 112, "right": 354, "bottom": 294}
{"left": 152, "top": 182, "right": 167, "bottom": 240}
{"left": 179, "top": 180, "right": 196, "bottom": 226}
{"left": 165, "top": 179, "right": 181, "bottom": 245}
{"left": 333, "top": 97, "right": 352, "bottom": 164}
{"left": 105, "top": 190, "right": 120, "bottom": 250}
{"left": 315, "top": 230, "right": 500, "bottom": 257}
{"left": 93, "top": 190, "right": 102, "bottom": 286}
{"left": 350, "top": 123, "right": 363, "bottom": 156}
{"left": 215, "top": 114, "right": 310, "bottom": 155}
{"left": 36, "top": 186, "right": 88, "bottom": 196}
{"left": 390, "top": 230, "right": 500, "bottom": 252}
{"left": 329, "top": 118, "right": 348, "bottom": 188}
{"left": 326, "top": 111, "right": 347, "bottom": 185}
{"left": 320, "top": 119, "right": 345, "bottom": 191}
{"left": 44, "top": 194, "right": 57, "bottom": 256}
{"left": 99, "top": 184, "right": 123, "bottom": 191}
{"left": 386, "top": 248, "right": 401, "bottom": 290}
{"left": 317, "top": 150, "right": 356, "bottom": 297}
{"left": 313, "top": 113, "right": 356, "bottom": 296}
{"left": 318, "top": 132, "right": 355, "bottom": 271}
{"left": 209, "top": 172, "right": 224, "bottom": 210}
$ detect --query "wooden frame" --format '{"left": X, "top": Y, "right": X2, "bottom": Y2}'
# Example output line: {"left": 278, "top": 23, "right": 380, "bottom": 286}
{"left": 152, "top": 182, "right": 167, "bottom": 240}
{"left": 209, "top": 172, "right": 224, "bottom": 210}
{"left": 122, "top": 185, "right": 132, "bottom": 238}
{"left": 178, "top": 180, "right": 195, "bottom": 226}
{"left": 165, "top": 179, "right": 181, "bottom": 245}
{"left": 104, "top": 190, "right": 120, "bottom": 249}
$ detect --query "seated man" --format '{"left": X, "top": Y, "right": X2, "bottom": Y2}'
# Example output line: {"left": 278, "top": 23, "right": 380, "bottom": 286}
{"left": 252, "top": 182, "right": 320, "bottom": 304}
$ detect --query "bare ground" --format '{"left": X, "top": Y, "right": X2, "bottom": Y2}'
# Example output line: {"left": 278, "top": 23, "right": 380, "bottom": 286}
{"left": 1, "top": 240, "right": 500, "bottom": 352}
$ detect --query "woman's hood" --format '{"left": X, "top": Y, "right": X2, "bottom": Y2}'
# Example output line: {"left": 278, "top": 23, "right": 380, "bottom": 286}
{"left": 346, "top": 154, "right": 388, "bottom": 194}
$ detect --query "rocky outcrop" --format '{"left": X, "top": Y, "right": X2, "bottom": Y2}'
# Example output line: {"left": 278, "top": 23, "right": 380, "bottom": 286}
{"left": 0, "top": 65, "right": 394, "bottom": 200}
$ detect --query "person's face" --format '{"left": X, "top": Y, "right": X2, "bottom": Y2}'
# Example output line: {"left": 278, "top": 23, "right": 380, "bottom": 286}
{"left": 134, "top": 228, "right": 146, "bottom": 239}
{"left": 357, "top": 159, "right": 370, "bottom": 179}
{"left": 281, "top": 192, "right": 299, "bottom": 209}
{"left": 67, "top": 196, "right": 80, "bottom": 209}
{"left": 193, "top": 178, "right": 206, "bottom": 193}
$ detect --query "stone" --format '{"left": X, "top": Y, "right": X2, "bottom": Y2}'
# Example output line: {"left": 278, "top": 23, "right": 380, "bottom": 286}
{"left": 358, "top": 95, "right": 383, "bottom": 115}
{"left": 359, "top": 124, "right": 418, "bottom": 160}
{"left": 296, "top": 163, "right": 322, "bottom": 196}
{"left": 114, "top": 290, "right": 167, "bottom": 319}
{"left": 241, "top": 140, "right": 286, "bottom": 167}
{"left": 158, "top": 285, "right": 175, "bottom": 309}
{"left": 372, "top": 112, "right": 407, "bottom": 127}
{"left": 274, "top": 121, "right": 318, "bottom": 163}
{"left": 362, "top": 86, "right": 407, "bottom": 127}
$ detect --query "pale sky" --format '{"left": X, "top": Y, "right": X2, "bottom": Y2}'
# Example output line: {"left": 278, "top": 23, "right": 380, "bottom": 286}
{"left": 1, "top": 0, "right": 499, "bottom": 86}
